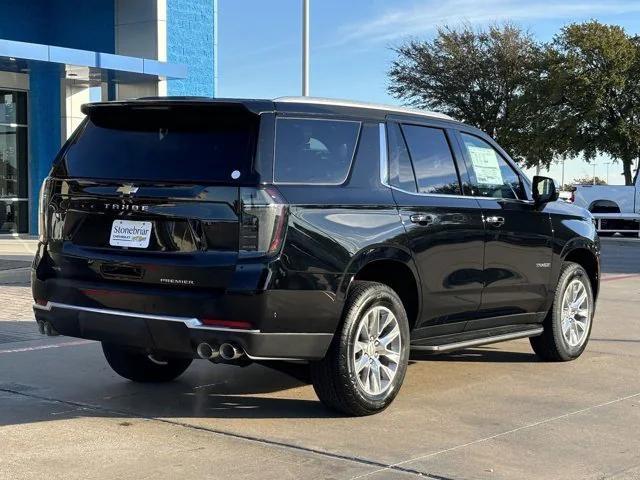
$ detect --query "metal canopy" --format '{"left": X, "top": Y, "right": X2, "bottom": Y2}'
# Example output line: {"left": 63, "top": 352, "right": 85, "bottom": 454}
{"left": 0, "top": 38, "right": 187, "bottom": 79}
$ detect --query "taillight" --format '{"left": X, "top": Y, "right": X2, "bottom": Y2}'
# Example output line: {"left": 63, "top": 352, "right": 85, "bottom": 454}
{"left": 239, "top": 186, "right": 288, "bottom": 255}
{"left": 38, "top": 176, "right": 52, "bottom": 242}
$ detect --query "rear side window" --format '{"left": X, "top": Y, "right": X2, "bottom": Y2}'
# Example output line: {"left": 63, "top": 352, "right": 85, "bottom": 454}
{"left": 387, "top": 122, "right": 417, "bottom": 192}
{"left": 56, "top": 106, "right": 257, "bottom": 183}
{"left": 274, "top": 118, "right": 360, "bottom": 184}
{"left": 400, "top": 125, "right": 461, "bottom": 195}
{"left": 460, "top": 133, "right": 526, "bottom": 200}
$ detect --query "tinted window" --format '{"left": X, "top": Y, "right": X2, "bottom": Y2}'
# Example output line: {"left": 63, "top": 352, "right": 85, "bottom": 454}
{"left": 57, "top": 107, "right": 256, "bottom": 183}
{"left": 401, "top": 125, "right": 461, "bottom": 195}
{"left": 460, "top": 133, "right": 526, "bottom": 200}
{"left": 387, "top": 122, "right": 417, "bottom": 192}
{"left": 274, "top": 118, "right": 360, "bottom": 184}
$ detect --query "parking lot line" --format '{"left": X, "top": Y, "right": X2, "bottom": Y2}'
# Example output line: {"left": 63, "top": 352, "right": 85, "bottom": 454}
{"left": 0, "top": 339, "right": 93, "bottom": 354}
{"left": 352, "top": 390, "right": 640, "bottom": 479}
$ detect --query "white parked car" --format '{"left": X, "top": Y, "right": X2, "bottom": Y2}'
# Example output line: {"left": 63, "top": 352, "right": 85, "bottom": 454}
{"left": 569, "top": 171, "right": 640, "bottom": 236}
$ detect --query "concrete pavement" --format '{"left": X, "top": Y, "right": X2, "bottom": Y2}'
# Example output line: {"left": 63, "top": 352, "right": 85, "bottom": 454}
{"left": 0, "top": 238, "right": 638, "bottom": 479}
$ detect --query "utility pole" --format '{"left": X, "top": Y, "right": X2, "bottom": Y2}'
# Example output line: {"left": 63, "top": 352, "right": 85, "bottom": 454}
{"left": 302, "top": 0, "right": 310, "bottom": 96}
{"left": 593, "top": 162, "right": 596, "bottom": 185}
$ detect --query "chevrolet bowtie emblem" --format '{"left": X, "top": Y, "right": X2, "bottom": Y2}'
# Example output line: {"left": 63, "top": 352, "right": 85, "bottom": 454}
{"left": 116, "top": 184, "right": 139, "bottom": 196}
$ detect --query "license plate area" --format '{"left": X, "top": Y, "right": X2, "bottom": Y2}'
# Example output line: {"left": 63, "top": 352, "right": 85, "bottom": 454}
{"left": 109, "top": 220, "right": 152, "bottom": 248}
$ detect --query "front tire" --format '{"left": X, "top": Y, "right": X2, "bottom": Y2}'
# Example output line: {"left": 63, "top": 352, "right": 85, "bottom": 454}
{"left": 102, "top": 343, "right": 192, "bottom": 382}
{"left": 530, "top": 262, "right": 594, "bottom": 361}
{"left": 311, "top": 281, "right": 410, "bottom": 416}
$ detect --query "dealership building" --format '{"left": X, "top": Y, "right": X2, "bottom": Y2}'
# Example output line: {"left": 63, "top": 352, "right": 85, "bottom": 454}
{"left": 0, "top": 0, "right": 216, "bottom": 235}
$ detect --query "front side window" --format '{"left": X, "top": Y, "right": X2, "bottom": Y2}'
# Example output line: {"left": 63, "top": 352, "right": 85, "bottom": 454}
{"left": 401, "top": 125, "right": 461, "bottom": 195}
{"left": 460, "top": 133, "right": 526, "bottom": 200}
{"left": 274, "top": 118, "right": 360, "bottom": 184}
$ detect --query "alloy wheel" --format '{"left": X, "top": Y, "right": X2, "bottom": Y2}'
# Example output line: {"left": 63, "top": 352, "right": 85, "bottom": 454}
{"left": 561, "top": 278, "right": 591, "bottom": 348}
{"left": 352, "top": 305, "right": 402, "bottom": 396}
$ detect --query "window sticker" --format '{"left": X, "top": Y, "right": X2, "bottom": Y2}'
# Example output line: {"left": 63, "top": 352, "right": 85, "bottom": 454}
{"left": 467, "top": 145, "right": 503, "bottom": 185}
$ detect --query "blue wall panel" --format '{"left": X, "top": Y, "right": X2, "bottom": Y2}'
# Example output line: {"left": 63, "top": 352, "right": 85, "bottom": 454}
{"left": 28, "top": 63, "right": 62, "bottom": 233}
{"left": 0, "top": 1, "right": 48, "bottom": 44}
{"left": 0, "top": 0, "right": 115, "bottom": 53}
{"left": 48, "top": 0, "right": 115, "bottom": 53}
{"left": 167, "top": 0, "right": 214, "bottom": 96}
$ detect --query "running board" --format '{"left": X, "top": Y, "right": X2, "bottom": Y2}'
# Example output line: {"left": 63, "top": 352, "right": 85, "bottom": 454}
{"left": 411, "top": 327, "right": 544, "bottom": 353}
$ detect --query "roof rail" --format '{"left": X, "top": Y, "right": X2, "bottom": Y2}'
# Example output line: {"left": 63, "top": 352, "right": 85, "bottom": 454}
{"left": 274, "top": 96, "right": 454, "bottom": 121}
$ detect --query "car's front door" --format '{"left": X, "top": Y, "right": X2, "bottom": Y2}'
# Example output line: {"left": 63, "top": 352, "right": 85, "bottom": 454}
{"left": 455, "top": 131, "right": 554, "bottom": 329}
{"left": 384, "top": 120, "right": 485, "bottom": 339}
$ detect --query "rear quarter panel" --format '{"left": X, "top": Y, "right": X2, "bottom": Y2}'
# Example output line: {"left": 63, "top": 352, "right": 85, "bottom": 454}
{"left": 268, "top": 121, "right": 412, "bottom": 334}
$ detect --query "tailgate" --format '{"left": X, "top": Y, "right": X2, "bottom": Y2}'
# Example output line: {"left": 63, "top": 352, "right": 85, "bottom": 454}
{"left": 46, "top": 180, "right": 240, "bottom": 289}
{"left": 43, "top": 101, "right": 262, "bottom": 290}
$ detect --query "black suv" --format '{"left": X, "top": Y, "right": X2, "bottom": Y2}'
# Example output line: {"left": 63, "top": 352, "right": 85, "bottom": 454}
{"left": 33, "top": 97, "right": 600, "bottom": 416}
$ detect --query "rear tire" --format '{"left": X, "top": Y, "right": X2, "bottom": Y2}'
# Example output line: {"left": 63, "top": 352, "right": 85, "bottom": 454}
{"left": 102, "top": 343, "right": 192, "bottom": 382}
{"left": 530, "top": 262, "right": 594, "bottom": 361}
{"left": 311, "top": 281, "right": 410, "bottom": 416}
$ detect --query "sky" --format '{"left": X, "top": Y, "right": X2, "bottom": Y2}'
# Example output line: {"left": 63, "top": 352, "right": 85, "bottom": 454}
{"left": 217, "top": 0, "right": 640, "bottom": 185}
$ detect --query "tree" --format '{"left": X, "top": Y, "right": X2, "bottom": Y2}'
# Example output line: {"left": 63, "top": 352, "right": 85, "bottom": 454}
{"left": 547, "top": 21, "right": 640, "bottom": 185}
{"left": 387, "top": 24, "right": 557, "bottom": 167}
{"left": 567, "top": 176, "right": 607, "bottom": 188}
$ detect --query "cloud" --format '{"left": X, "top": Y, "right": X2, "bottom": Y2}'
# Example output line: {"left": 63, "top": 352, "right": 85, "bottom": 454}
{"left": 330, "top": 0, "right": 640, "bottom": 47}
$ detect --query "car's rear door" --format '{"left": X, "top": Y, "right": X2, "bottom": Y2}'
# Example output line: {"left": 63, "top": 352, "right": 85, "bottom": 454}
{"left": 43, "top": 102, "right": 273, "bottom": 313}
{"left": 385, "top": 119, "right": 485, "bottom": 339}
{"left": 454, "top": 130, "right": 554, "bottom": 329}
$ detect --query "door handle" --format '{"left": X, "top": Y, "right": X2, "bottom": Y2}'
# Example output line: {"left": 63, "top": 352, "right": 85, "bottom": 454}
{"left": 486, "top": 215, "right": 505, "bottom": 227}
{"left": 410, "top": 213, "right": 436, "bottom": 226}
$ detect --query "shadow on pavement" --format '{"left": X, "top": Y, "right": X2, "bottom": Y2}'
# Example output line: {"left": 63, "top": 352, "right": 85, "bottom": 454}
{"left": 0, "top": 332, "right": 549, "bottom": 427}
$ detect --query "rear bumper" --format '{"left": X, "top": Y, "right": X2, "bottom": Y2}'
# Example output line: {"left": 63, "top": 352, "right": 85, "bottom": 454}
{"left": 33, "top": 301, "right": 333, "bottom": 360}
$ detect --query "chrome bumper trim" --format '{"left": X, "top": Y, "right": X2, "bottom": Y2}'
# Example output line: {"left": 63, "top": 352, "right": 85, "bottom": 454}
{"left": 33, "top": 301, "right": 262, "bottom": 334}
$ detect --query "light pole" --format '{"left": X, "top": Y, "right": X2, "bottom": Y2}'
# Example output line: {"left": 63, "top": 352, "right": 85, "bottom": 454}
{"left": 213, "top": 0, "right": 218, "bottom": 97}
{"left": 302, "top": 0, "right": 310, "bottom": 96}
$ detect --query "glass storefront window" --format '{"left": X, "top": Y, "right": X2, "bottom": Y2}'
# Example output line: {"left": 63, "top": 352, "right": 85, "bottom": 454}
{"left": 0, "top": 200, "right": 27, "bottom": 235}
{"left": 0, "top": 90, "right": 28, "bottom": 234}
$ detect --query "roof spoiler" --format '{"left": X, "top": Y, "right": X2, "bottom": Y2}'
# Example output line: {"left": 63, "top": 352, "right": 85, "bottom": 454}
{"left": 81, "top": 98, "right": 274, "bottom": 116}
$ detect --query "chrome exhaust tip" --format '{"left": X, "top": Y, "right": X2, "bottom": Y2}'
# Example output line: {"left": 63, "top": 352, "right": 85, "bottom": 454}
{"left": 219, "top": 343, "right": 244, "bottom": 361}
{"left": 196, "top": 343, "right": 220, "bottom": 360}
{"left": 39, "top": 321, "right": 59, "bottom": 336}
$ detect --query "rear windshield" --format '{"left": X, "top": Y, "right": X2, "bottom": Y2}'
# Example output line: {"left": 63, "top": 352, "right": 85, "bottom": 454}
{"left": 55, "top": 106, "right": 257, "bottom": 183}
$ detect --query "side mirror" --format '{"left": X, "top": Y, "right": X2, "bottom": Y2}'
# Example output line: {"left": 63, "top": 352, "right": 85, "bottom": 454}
{"left": 532, "top": 176, "right": 559, "bottom": 205}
